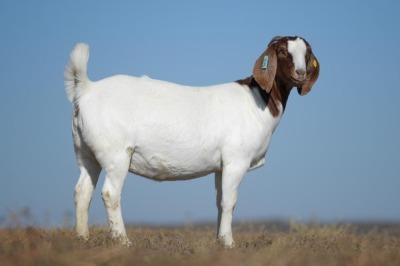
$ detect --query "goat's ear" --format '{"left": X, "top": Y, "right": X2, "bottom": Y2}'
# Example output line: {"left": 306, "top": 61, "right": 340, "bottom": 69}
{"left": 297, "top": 52, "right": 320, "bottom": 96}
{"left": 253, "top": 44, "right": 277, "bottom": 93}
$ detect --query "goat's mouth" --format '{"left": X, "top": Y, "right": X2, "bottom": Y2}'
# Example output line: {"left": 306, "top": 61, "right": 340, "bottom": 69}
{"left": 290, "top": 74, "right": 306, "bottom": 86}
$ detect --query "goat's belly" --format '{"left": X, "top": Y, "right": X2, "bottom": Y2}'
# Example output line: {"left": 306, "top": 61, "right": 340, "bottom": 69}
{"left": 128, "top": 149, "right": 220, "bottom": 181}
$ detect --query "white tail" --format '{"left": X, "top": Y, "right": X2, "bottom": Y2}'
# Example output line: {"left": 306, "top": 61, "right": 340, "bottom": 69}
{"left": 64, "top": 43, "right": 90, "bottom": 102}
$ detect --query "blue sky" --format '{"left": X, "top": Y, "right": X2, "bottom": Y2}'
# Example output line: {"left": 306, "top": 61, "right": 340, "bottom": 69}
{"left": 1, "top": 0, "right": 399, "bottom": 227}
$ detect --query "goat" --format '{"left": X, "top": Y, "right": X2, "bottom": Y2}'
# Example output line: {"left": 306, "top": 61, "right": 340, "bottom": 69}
{"left": 64, "top": 36, "right": 320, "bottom": 247}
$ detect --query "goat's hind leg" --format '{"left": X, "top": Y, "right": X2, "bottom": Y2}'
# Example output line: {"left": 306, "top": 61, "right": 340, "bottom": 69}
{"left": 100, "top": 150, "right": 131, "bottom": 246}
{"left": 74, "top": 154, "right": 101, "bottom": 240}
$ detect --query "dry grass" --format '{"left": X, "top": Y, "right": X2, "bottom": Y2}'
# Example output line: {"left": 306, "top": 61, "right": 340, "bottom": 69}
{"left": 1, "top": 222, "right": 400, "bottom": 266}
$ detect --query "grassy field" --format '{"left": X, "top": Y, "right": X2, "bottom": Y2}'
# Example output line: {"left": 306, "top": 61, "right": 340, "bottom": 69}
{"left": 1, "top": 222, "right": 400, "bottom": 266}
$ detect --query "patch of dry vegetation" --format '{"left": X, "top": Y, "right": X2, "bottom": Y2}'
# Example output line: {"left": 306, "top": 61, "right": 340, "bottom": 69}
{"left": 1, "top": 222, "right": 400, "bottom": 266}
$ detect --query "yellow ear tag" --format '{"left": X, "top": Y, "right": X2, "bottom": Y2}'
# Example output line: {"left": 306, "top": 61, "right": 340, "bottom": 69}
{"left": 313, "top": 59, "right": 318, "bottom": 68}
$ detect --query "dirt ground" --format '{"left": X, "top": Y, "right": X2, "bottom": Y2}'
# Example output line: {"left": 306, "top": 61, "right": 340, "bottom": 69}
{"left": 1, "top": 222, "right": 400, "bottom": 266}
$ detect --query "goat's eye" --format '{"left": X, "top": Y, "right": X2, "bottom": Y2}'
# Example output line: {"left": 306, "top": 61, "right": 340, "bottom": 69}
{"left": 278, "top": 49, "right": 287, "bottom": 57}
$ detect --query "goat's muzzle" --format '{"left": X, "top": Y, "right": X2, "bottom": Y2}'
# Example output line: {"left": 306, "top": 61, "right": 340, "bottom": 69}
{"left": 290, "top": 71, "right": 307, "bottom": 86}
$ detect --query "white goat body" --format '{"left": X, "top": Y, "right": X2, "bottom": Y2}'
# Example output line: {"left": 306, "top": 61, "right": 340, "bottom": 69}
{"left": 77, "top": 75, "right": 277, "bottom": 180}
{"left": 65, "top": 37, "right": 319, "bottom": 247}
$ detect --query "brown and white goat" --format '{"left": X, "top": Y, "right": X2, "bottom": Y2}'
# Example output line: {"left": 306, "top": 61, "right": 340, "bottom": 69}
{"left": 65, "top": 36, "right": 320, "bottom": 247}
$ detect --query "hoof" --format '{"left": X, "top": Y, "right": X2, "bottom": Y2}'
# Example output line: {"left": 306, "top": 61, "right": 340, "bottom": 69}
{"left": 110, "top": 234, "right": 132, "bottom": 247}
{"left": 218, "top": 236, "right": 235, "bottom": 248}
{"left": 75, "top": 233, "right": 89, "bottom": 242}
{"left": 123, "top": 238, "right": 133, "bottom": 247}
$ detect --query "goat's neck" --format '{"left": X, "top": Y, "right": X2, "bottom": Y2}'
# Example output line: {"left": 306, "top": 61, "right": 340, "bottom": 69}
{"left": 269, "top": 78, "right": 292, "bottom": 116}
{"left": 250, "top": 77, "right": 291, "bottom": 117}
{"left": 235, "top": 76, "right": 293, "bottom": 117}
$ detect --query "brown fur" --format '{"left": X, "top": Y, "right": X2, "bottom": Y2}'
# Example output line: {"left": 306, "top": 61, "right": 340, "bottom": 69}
{"left": 236, "top": 36, "right": 320, "bottom": 117}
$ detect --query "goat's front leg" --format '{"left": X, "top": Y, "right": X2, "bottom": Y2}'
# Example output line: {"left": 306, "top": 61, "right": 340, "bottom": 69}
{"left": 101, "top": 152, "right": 131, "bottom": 246}
{"left": 215, "top": 171, "right": 223, "bottom": 238}
{"left": 215, "top": 163, "right": 247, "bottom": 247}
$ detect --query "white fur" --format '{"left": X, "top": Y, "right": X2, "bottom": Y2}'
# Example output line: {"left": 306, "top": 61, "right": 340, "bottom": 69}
{"left": 66, "top": 43, "right": 283, "bottom": 247}
{"left": 288, "top": 38, "right": 307, "bottom": 73}
{"left": 65, "top": 43, "right": 90, "bottom": 102}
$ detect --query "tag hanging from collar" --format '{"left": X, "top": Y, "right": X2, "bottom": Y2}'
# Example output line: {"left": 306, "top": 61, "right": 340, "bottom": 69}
{"left": 262, "top": 55, "right": 269, "bottom": 70}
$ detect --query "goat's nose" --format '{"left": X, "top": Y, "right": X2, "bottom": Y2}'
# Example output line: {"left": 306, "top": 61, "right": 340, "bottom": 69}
{"left": 296, "top": 69, "right": 306, "bottom": 75}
